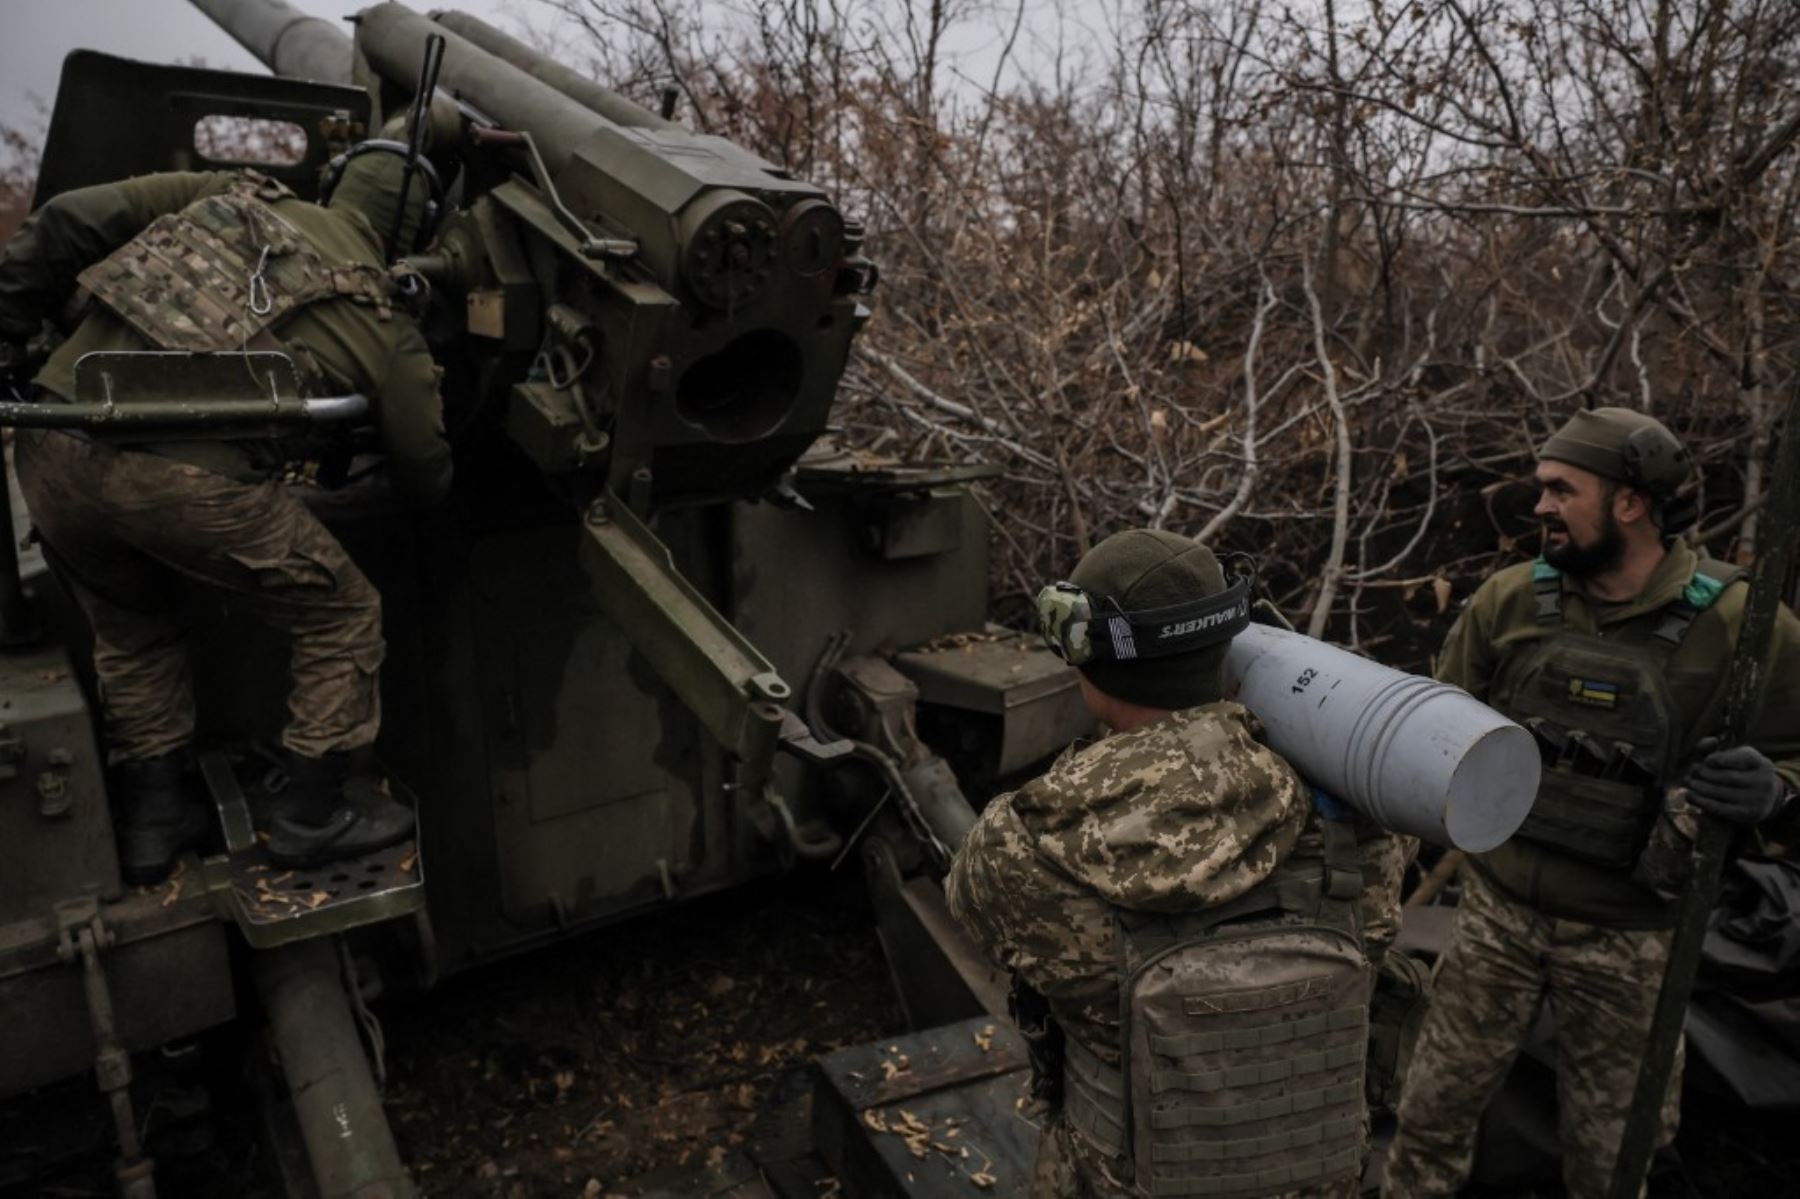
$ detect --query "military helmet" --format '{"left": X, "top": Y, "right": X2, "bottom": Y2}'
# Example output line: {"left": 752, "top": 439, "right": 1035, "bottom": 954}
{"left": 1538, "top": 407, "right": 1696, "bottom": 534}
{"left": 1036, "top": 529, "right": 1250, "bottom": 711}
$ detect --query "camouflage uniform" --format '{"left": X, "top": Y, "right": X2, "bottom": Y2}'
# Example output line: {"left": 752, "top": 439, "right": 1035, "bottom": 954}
{"left": 1387, "top": 869, "right": 1680, "bottom": 1199}
{"left": 1356, "top": 822, "right": 1417, "bottom": 967}
{"left": 1385, "top": 543, "right": 1800, "bottom": 1199}
{"left": 947, "top": 702, "right": 1364, "bottom": 1198}
{"left": 0, "top": 170, "right": 450, "bottom": 763}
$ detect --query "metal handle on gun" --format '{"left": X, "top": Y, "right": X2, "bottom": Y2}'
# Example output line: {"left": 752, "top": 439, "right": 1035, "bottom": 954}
{"left": 469, "top": 126, "right": 637, "bottom": 261}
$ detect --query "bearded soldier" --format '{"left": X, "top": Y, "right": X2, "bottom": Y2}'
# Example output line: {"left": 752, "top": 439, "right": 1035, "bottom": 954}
{"left": 1384, "top": 408, "right": 1800, "bottom": 1198}
{"left": 0, "top": 146, "right": 452, "bottom": 883}
{"left": 948, "top": 529, "right": 1372, "bottom": 1198}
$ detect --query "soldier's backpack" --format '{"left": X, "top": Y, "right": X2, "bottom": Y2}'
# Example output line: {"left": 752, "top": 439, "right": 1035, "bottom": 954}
{"left": 1063, "top": 815, "right": 1371, "bottom": 1197}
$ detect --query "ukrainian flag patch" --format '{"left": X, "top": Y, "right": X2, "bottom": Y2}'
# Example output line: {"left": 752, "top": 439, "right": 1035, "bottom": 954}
{"left": 1566, "top": 677, "right": 1620, "bottom": 708}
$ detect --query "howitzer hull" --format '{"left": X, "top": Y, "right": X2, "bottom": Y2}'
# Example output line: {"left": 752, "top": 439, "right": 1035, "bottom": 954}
{"left": 1225, "top": 622, "right": 1538, "bottom": 850}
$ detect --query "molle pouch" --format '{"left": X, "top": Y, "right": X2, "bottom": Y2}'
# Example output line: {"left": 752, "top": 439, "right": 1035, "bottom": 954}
{"left": 1119, "top": 898, "right": 1369, "bottom": 1197}
{"left": 1515, "top": 771, "right": 1656, "bottom": 870}
{"left": 1498, "top": 632, "right": 1682, "bottom": 869}
{"left": 1366, "top": 950, "right": 1432, "bottom": 1111}
{"left": 76, "top": 176, "right": 391, "bottom": 358}
{"left": 1631, "top": 787, "right": 1701, "bottom": 901}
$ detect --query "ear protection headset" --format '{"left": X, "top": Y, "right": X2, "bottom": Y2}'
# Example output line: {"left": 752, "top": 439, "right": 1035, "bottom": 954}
{"left": 1036, "top": 571, "right": 1254, "bottom": 666}
{"left": 1619, "top": 423, "right": 1697, "bottom": 535}
{"left": 317, "top": 139, "right": 445, "bottom": 257}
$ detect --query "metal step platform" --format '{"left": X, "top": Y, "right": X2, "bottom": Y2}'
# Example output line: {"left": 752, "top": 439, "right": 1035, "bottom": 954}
{"left": 195, "top": 750, "right": 425, "bottom": 949}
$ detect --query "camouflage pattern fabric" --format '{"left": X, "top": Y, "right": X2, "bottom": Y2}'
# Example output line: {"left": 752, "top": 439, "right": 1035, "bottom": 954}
{"left": 1037, "top": 582, "right": 1097, "bottom": 664}
{"left": 1357, "top": 825, "right": 1419, "bottom": 966}
{"left": 0, "top": 170, "right": 452, "bottom": 499}
{"left": 77, "top": 173, "right": 392, "bottom": 359}
{"left": 949, "top": 702, "right": 1374, "bottom": 1196}
{"left": 1028, "top": 1101, "right": 1361, "bottom": 1199}
{"left": 15, "top": 428, "right": 384, "bottom": 762}
{"left": 1383, "top": 868, "right": 1680, "bottom": 1199}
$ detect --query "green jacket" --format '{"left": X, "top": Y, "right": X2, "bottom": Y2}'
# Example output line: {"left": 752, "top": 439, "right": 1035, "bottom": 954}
{"left": 0, "top": 171, "right": 451, "bottom": 503}
{"left": 1439, "top": 541, "right": 1800, "bottom": 927}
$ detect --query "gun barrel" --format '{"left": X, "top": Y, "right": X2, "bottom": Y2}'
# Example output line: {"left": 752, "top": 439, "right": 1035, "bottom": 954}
{"left": 359, "top": 2, "right": 611, "bottom": 177}
{"left": 187, "top": 0, "right": 353, "bottom": 84}
{"left": 431, "top": 11, "right": 678, "bottom": 133}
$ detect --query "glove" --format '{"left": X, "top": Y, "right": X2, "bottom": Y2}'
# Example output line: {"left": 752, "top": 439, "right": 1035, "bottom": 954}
{"left": 1685, "top": 742, "right": 1787, "bottom": 826}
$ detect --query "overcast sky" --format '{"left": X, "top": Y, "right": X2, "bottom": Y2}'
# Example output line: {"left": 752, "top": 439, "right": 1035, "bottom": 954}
{"left": 4, "top": 1, "right": 1109, "bottom": 138}
{"left": 3, "top": 1, "right": 575, "bottom": 134}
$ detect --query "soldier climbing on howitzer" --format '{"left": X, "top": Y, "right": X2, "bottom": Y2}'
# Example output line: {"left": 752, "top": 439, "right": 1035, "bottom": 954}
{"left": 947, "top": 529, "right": 1383, "bottom": 1198}
{"left": 0, "top": 132, "right": 453, "bottom": 884}
{"left": 1383, "top": 407, "right": 1800, "bottom": 1199}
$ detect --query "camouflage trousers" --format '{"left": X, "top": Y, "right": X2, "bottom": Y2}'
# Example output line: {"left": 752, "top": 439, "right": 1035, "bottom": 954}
{"left": 15, "top": 429, "right": 384, "bottom": 762}
{"left": 1383, "top": 868, "right": 1681, "bottom": 1199}
{"left": 1032, "top": 1113, "right": 1362, "bottom": 1199}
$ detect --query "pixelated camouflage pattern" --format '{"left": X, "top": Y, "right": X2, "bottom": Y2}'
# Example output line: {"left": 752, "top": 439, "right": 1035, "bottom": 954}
{"left": 1037, "top": 582, "right": 1096, "bottom": 664}
{"left": 1029, "top": 1084, "right": 1361, "bottom": 1199}
{"left": 1356, "top": 825, "right": 1418, "bottom": 965}
{"left": 1008, "top": 703, "right": 1308, "bottom": 914}
{"left": 950, "top": 702, "right": 1366, "bottom": 1195}
{"left": 1384, "top": 868, "right": 1680, "bottom": 1199}
{"left": 77, "top": 170, "right": 392, "bottom": 362}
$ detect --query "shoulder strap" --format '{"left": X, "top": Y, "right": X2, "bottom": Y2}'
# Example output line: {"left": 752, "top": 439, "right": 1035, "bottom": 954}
{"left": 231, "top": 169, "right": 297, "bottom": 204}
{"left": 1532, "top": 558, "right": 1563, "bottom": 626}
{"left": 1651, "top": 561, "right": 1748, "bottom": 650}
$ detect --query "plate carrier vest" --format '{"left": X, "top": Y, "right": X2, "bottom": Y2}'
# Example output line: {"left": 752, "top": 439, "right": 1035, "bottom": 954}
{"left": 1061, "top": 813, "right": 1370, "bottom": 1197}
{"left": 76, "top": 171, "right": 396, "bottom": 394}
{"left": 1495, "top": 557, "right": 1744, "bottom": 869}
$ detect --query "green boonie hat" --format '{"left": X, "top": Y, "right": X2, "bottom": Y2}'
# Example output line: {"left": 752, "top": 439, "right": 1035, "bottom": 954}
{"left": 1070, "top": 529, "right": 1230, "bottom": 711}
{"left": 1537, "top": 407, "right": 1692, "bottom": 495}
{"left": 327, "top": 151, "right": 432, "bottom": 256}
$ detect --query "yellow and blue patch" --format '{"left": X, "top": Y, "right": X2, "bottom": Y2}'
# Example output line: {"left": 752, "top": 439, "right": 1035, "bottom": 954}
{"left": 1566, "top": 677, "right": 1621, "bottom": 709}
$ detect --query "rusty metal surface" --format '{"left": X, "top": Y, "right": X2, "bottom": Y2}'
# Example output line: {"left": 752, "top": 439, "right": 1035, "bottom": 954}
{"left": 813, "top": 1015, "right": 1039, "bottom": 1198}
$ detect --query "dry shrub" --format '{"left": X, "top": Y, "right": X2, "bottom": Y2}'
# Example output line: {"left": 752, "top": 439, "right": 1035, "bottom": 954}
{"left": 541, "top": 0, "right": 1800, "bottom": 666}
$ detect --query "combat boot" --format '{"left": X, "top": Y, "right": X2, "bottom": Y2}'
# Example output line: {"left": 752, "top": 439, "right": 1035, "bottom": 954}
{"left": 114, "top": 753, "right": 209, "bottom": 886}
{"left": 266, "top": 750, "right": 416, "bottom": 868}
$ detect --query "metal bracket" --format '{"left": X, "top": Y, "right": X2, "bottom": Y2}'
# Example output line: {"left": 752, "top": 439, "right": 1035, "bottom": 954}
{"left": 473, "top": 126, "right": 637, "bottom": 260}
{"left": 198, "top": 750, "right": 257, "bottom": 854}
{"left": 54, "top": 898, "right": 155, "bottom": 1198}
{"left": 745, "top": 786, "right": 842, "bottom": 869}
{"left": 577, "top": 489, "right": 792, "bottom": 794}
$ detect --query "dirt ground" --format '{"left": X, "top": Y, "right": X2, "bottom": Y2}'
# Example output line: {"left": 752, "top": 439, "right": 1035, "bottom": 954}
{"left": 378, "top": 870, "right": 905, "bottom": 1198}
{"left": 11, "top": 864, "right": 1800, "bottom": 1198}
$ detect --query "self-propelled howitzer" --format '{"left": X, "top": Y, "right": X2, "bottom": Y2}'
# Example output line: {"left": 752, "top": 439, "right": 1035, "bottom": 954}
{"left": 3, "top": 4, "right": 1093, "bottom": 1194}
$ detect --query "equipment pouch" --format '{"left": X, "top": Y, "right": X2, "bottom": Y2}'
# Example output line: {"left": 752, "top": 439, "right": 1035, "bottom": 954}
{"left": 1008, "top": 974, "right": 1065, "bottom": 1112}
{"left": 1366, "top": 950, "right": 1432, "bottom": 1112}
{"left": 1631, "top": 787, "right": 1702, "bottom": 901}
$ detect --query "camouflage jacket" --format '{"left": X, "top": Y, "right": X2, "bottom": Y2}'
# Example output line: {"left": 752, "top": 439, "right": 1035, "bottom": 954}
{"left": 0, "top": 171, "right": 450, "bottom": 501}
{"left": 945, "top": 701, "right": 1309, "bottom": 1063}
